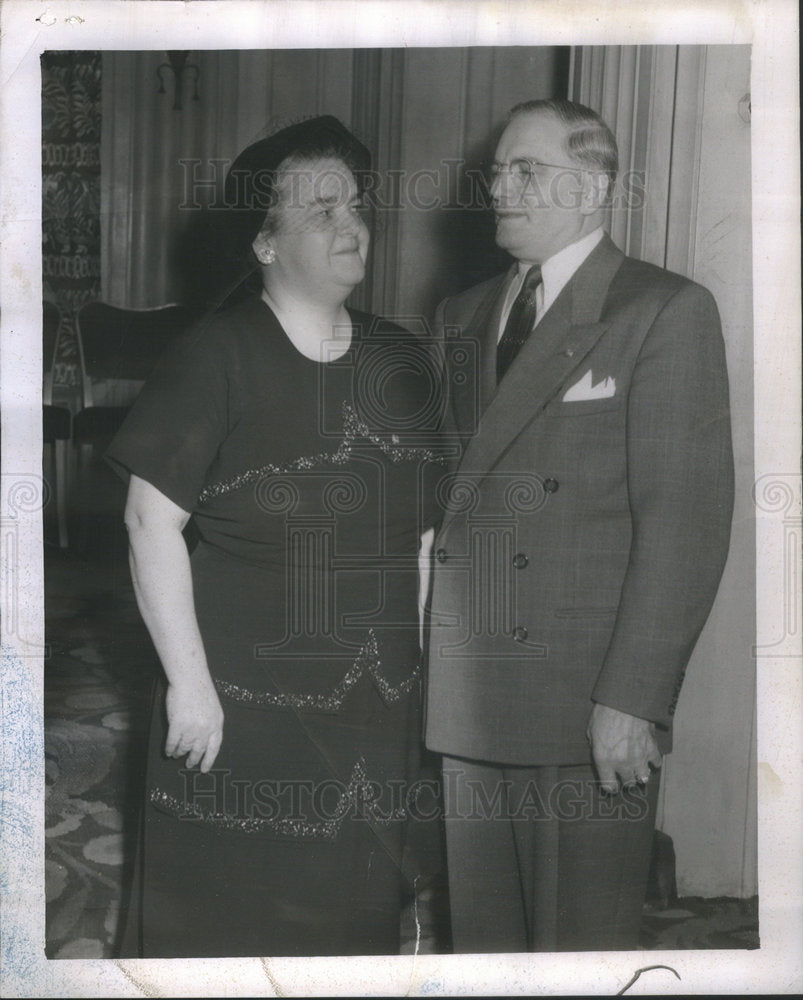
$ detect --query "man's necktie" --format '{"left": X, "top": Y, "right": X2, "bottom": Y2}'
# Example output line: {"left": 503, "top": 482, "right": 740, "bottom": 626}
{"left": 496, "top": 264, "right": 542, "bottom": 382}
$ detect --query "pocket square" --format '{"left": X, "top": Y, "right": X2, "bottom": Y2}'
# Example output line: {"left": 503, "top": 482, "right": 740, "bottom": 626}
{"left": 562, "top": 369, "right": 616, "bottom": 401}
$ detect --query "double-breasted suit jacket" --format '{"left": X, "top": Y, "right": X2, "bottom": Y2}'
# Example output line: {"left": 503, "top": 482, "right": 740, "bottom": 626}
{"left": 425, "top": 234, "right": 734, "bottom": 767}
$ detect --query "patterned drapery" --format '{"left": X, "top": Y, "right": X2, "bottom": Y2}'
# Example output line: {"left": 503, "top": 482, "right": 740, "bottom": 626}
{"left": 42, "top": 51, "right": 102, "bottom": 397}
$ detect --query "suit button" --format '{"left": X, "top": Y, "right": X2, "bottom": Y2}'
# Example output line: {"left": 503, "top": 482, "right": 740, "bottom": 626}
{"left": 543, "top": 478, "right": 559, "bottom": 494}
{"left": 512, "top": 553, "right": 529, "bottom": 569}
{"left": 513, "top": 626, "right": 528, "bottom": 642}
{"left": 436, "top": 548, "right": 448, "bottom": 563}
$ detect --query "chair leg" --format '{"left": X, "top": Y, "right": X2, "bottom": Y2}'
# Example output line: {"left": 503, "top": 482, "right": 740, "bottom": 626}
{"left": 75, "top": 442, "right": 94, "bottom": 554}
{"left": 54, "top": 438, "right": 69, "bottom": 549}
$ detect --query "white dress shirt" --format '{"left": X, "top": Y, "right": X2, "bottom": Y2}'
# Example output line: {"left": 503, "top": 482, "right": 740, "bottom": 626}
{"left": 497, "top": 226, "right": 605, "bottom": 341}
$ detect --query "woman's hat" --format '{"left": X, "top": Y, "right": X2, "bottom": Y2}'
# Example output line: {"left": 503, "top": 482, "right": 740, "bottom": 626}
{"left": 224, "top": 115, "right": 371, "bottom": 252}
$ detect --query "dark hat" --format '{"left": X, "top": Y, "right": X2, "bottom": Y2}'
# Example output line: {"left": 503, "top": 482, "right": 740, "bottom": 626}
{"left": 224, "top": 115, "right": 371, "bottom": 253}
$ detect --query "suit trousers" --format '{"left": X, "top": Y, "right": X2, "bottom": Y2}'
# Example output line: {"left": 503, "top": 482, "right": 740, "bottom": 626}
{"left": 442, "top": 756, "right": 659, "bottom": 952}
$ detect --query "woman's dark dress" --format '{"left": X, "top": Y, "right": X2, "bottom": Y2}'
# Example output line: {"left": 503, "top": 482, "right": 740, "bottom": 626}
{"left": 106, "top": 296, "right": 445, "bottom": 957}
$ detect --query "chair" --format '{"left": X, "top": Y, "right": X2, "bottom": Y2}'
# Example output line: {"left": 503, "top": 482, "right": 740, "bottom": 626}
{"left": 43, "top": 300, "right": 71, "bottom": 548}
{"left": 74, "top": 301, "right": 195, "bottom": 437}
{"left": 72, "top": 302, "right": 194, "bottom": 547}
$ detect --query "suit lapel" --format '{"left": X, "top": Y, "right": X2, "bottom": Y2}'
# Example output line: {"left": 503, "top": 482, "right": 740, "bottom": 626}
{"left": 449, "top": 267, "right": 514, "bottom": 438}
{"left": 478, "top": 267, "right": 515, "bottom": 414}
{"left": 445, "top": 235, "right": 624, "bottom": 509}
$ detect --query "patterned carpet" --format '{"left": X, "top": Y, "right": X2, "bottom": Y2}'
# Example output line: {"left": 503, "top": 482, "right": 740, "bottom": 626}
{"left": 43, "top": 523, "right": 759, "bottom": 958}
{"left": 44, "top": 533, "right": 153, "bottom": 959}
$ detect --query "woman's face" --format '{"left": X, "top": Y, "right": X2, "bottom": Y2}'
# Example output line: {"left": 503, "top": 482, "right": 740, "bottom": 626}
{"left": 257, "top": 156, "right": 369, "bottom": 304}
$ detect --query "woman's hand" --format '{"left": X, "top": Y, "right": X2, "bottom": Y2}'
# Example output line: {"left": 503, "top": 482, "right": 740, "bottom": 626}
{"left": 165, "top": 680, "right": 224, "bottom": 772}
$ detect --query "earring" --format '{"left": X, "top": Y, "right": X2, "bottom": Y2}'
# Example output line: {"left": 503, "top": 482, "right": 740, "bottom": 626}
{"left": 258, "top": 247, "right": 276, "bottom": 265}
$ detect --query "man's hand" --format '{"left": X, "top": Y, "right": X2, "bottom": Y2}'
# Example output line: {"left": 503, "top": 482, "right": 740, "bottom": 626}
{"left": 587, "top": 703, "right": 662, "bottom": 794}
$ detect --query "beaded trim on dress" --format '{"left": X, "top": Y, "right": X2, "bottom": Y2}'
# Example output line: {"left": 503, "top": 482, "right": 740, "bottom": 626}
{"left": 213, "top": 629, "right": 419, "bottom": 711}
{"left": 149, "top": 758, "right": 407, "bottom": 839}
{"left": 198, "top": 401, "right": 445, "bottom": 505}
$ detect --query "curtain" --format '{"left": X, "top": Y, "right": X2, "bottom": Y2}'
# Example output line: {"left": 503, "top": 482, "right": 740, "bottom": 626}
{"left": 100, "top": 48, "right": 567, "bottom": 321}
{"left": 100, "top": 50, "right": 354, "bottom": 311}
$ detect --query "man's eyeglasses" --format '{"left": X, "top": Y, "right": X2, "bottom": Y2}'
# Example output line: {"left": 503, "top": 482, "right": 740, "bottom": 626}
{"left": 487, "top": 158, "right": 589, "bottom": 182}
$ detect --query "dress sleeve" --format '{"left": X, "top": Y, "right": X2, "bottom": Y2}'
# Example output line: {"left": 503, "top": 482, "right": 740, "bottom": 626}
{"left": 105, "top": 325, "right": 231, "bottom": 513}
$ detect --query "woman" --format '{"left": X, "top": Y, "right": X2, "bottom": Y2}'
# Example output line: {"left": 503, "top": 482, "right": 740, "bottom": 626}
{"left": 106, "top": 117, "right": 445, "bottom": 957}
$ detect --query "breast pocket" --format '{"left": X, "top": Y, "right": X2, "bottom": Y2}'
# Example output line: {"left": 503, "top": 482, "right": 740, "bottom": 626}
{"left": 544, "top": 396, "right": 625, "bottom": 418}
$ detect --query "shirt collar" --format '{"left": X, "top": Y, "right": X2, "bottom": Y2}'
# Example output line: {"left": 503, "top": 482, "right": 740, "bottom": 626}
{"left": 515, "top": 225, "right": 605, "bottom": 304}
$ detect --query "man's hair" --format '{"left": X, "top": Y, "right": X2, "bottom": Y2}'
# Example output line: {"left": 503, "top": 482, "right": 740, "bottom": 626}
{"left": 508, "top": 98, "right": 619, "bottom": 202}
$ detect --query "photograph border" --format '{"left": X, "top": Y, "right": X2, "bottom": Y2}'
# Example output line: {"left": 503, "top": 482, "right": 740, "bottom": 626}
{"left": 1, "top": 1, "right": 800, "bottom": 995}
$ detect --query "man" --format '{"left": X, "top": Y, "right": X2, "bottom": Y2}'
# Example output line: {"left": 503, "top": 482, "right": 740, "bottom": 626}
{"left": 425, "top": 98, "right": 734, "bottom": 952}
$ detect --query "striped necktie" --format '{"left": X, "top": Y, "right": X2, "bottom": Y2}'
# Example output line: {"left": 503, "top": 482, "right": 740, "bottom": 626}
{"left": 496, "top": 264, "right": 542, "bottom": 382}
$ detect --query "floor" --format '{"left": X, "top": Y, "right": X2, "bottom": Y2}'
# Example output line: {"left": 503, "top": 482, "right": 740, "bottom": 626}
{"left": 43, "top": 487, "right": 759, "bottom": 958}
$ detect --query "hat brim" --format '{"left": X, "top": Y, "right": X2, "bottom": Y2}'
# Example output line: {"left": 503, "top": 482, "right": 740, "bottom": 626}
{"left": 224, "top": 115, "right": 371, "bottom": 252}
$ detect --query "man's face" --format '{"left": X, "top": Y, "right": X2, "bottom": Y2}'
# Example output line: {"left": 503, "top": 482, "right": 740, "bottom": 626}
{"left": 489, "top": 110, "right": 588, "bottom": 265}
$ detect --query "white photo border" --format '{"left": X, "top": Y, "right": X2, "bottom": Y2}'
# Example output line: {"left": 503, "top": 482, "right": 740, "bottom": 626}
{"left": 1, "top": 0, "right": 800, "bottom": 995}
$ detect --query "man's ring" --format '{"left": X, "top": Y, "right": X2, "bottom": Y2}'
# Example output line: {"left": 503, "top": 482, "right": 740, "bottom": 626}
{"left": 636, "top": 774, "right": 649, "bottom": 784}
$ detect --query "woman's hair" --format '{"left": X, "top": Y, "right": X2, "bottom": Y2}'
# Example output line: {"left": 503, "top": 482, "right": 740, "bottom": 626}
{"left": 255, "top": 144, "right": 364, "bottom": 238}
{"left": 508, "top": 98, "right": 618, "bottom": 201}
